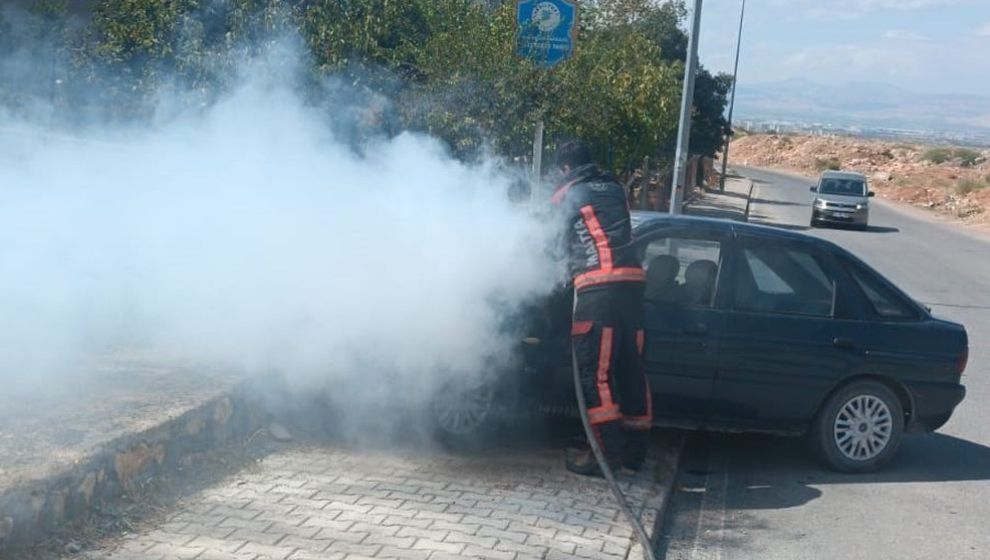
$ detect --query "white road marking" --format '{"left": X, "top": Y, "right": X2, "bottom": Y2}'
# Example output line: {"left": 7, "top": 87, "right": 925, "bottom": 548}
{"left": 688, "top": 456, "right": 713, "bottom": 560}
{"left": 716, "top": 453, "right": 730, "bottom": 560}
{"left": 688, "top": 444, "right": 731, "bottom": 560}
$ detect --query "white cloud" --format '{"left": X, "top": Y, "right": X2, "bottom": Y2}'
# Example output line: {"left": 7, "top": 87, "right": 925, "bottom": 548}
{"left": 975, "top": 21, "right": 990, "bottom": 36}
{"left": 859, "top": 0, "right": 961, "bottom": 8}
{"left": 769, "top": 0, "right": 970, "bottom": 21}
{"left": 883, "top": 29, "right": 929, "bottom": 40}
{"left": 781, "top": 44, "right": 920, "bottom": 80}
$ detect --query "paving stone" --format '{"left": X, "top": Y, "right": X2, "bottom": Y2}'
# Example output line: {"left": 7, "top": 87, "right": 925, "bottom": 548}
{"left": 361, "top": 533, "right": 416, "bottom": 548}
{"left": 465, "top": 514, "right": 514, "bottom": 530}
{"left": 324, "top": 542, "right": 382, "bottom": 556}
{"left": 219, "top": 517, "right": 273, "bottom": 532}
{"left": 493, "top": 539, "right": 551, "bottom": 558}
{"left": 287, "top": 551, "right": 346, "bottom": 560}
{"left": 376, "top": 546, "right": 431, "bottom": 560}
{"left": 429, "top": 520, "right": 480, "bottom": 535}
{"left": 225, "top": 527, "right": 284, "bottom": 546}
{"left": 460, "top": 544, "right": 518, "bottom": 560}
{"left": 197, "top": 550, "right": 260, "bottom": 560}
{"left": 273, "top": 535, "right": 333, "bottom": 553}
{"left": 143, "top": 543, "right": 205, "bottom": 559}
{"left": 381, "top": 515, "right": 432, "bottom": 529}
{"left": 71, "top": 443, "right": 667, "bottom": 560}
{"left": 142, "top": 530, "right": 197, "bottom": 546}
{"left": 186, "top": 535, "right": 248, "bottom": 553}
{"left": 264, "top": 521, "right": 321, "bottom": 539}
{"left": 395, "top": 526, "right": 449, "bottom": 541}
{"left": 476, "top": 525, "right": 529, "bottom": 544}
{"left": 236, "top": 542, "right": 297, "bottom": 559}
{"left": 313, "top": 527, "right": 369, "bottom": 543}
{"left": 99, "top": 551, "right": 166, "bottom": 560}
{"left": 287, "top": 550, "right": 346, "bottom": 560}
{"left": 442, "top": 531, "right": 498, "bottom": 548}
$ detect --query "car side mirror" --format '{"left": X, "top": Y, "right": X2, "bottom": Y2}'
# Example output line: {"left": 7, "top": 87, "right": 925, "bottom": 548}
{"left": 809, "top": 186, "right": 818, "bottom": 192}
{"left": 868, "top": 191, "right": 875, "bottom": 197}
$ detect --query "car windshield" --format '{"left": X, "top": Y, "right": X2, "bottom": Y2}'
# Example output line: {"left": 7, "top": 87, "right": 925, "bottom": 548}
{"left": 819, "top": 178, "right": 866, "bottom": 196}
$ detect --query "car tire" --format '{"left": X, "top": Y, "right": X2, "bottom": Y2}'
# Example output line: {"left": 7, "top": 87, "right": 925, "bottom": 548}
{"left": 431, "top": 375, "right": 503, "bottom": 449}
{"left": 812, "top": 380, "right": 904, "bottom": 473}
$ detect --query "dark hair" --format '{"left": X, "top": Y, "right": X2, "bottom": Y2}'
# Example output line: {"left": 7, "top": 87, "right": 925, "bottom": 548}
{"left": 554, "top": 139, "right": 593, "bottom": 169}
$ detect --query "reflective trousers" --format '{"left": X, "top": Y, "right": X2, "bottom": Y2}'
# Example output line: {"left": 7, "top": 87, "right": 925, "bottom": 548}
{"left": 571, "top": 282, "right": 652, "bottom": 465}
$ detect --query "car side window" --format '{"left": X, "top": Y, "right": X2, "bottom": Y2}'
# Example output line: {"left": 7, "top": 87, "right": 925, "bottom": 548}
{"left": 733, "top": 242, "right": 835, "bottom": 317}
{"left": 643, "top": 237, "right": 722, "bottom": 307}
{"left": 843, "top": 258, "right": 919, "bottom": 320}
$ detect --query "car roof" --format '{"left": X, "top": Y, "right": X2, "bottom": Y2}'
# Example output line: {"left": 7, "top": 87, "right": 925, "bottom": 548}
{"left": 631, "top": 211, "right": 835, "bottom": 248}
{"left": 820, "top": 170, "right": 866, "bottom": 180}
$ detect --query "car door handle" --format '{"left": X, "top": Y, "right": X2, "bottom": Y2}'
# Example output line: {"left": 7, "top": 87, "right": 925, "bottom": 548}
{"left": 832, "top": 337, "right": 858, "bottom": 350}
{"left": 681, "top": 324, "right": 709, "bottom": 336}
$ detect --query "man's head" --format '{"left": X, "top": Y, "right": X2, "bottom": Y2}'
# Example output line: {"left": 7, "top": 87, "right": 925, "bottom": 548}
{"left": 553, "top": 139, "right": 593, "bottom": 175}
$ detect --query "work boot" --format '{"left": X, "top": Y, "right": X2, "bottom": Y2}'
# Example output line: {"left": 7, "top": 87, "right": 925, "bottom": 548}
{"left": 623, "top": 451, "right": 646, "bottom": 472}
{"left": 623, "top": 432, "right": 649, "bottom": 472}
{"left": 565, "top": 447, "right": 621, "bottom": 478}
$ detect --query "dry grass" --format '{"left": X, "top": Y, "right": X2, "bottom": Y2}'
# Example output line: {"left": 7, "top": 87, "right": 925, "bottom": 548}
{"left": 957, "top": 178, "right": 988, "bottom": 195}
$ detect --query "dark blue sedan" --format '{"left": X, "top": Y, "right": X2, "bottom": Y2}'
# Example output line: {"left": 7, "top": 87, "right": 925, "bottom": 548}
{"left": 432, "top": 213, "right": 968, "bottom": 473}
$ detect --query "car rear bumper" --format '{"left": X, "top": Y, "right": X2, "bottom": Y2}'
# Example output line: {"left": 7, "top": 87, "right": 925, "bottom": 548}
{"left": 905, "top": 381, "right": 966, "bottom": 432}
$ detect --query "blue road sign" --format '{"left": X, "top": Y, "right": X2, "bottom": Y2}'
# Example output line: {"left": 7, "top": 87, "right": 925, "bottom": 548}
{"left": 516, "top": 0, "right": 578, "bottom": 68}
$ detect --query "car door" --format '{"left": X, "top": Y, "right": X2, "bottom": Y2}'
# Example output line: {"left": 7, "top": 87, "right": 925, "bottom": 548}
{"left": 836, "top": 253, "right": 961, "bottom": 386}
{"left": 710, "top": 235, "right": 867, "bottom": 431}
{"left": 640, "top": 228, "right": 729, "bottom": 422}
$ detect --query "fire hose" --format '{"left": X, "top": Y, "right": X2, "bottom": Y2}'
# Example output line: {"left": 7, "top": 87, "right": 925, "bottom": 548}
{"left": 571, "top": 295, "right": 658, "bottom": 560}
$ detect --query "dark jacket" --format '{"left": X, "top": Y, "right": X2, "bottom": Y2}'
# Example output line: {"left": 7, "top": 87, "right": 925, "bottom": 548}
{"left": 551, "top": 164, "right": 645, "bottom": 293}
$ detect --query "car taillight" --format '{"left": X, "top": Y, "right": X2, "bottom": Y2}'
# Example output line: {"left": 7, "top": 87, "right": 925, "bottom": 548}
{"left": 957, "top": 347, "right": 969, "bottom": 376}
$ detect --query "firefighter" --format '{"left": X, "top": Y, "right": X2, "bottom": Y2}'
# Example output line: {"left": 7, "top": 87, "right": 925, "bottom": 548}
{"left": 551, "top": 139, "right": 652, "bottom": 477}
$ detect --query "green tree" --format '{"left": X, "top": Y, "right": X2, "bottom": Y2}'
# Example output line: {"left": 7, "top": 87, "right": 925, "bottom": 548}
{"left": 9, "top": 0, "right": 729, "bottom": 170}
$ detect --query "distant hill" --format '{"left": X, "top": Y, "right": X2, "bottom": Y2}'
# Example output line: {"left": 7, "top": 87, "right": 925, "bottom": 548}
{"left": 735, "top": 78, "right": 990, "bottom": 137}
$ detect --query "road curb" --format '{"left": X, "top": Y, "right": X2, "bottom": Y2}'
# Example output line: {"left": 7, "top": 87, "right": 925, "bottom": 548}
{"left": 625, "top": 430, "right": 686, "bottom": 560}
{"left": 0, "top": 381, "right": 268, "bottom": 556}
{"left": 649, "top": 430, "right": 686, "bottom": 553}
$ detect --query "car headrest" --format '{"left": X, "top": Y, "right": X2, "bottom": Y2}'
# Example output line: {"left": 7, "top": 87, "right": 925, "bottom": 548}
{"left": 647, "top": 255, "right": 679, "bottom": 284}
{"left": 685, "top": 259, "right": 718, "bottom": 285}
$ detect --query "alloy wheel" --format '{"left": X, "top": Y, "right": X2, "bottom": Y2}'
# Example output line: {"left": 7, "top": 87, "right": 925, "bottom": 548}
{"left": 833, "top": 394, "right": 893, "bottom": 461}
{"left": 433, "top": 381, "right": 495, "bottom": 435}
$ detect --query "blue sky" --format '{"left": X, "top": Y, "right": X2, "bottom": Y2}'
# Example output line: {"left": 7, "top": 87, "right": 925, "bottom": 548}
{"left": 697, "top": 0, "right": 990, "bottom": 95}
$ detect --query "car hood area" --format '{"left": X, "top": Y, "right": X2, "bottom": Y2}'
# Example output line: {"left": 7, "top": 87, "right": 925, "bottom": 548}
{"left": 817, "top": 192, "right": 869, "bottom": 204}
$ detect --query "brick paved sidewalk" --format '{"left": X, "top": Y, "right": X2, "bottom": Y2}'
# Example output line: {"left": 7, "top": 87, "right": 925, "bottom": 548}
{"left": 73, "top": 435, "right": 677, "bottom": 560}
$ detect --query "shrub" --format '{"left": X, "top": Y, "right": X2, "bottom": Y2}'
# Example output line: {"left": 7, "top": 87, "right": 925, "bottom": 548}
{"left": 956, "top": 178, "right": 987, "bottom": 195}
{"left": 957, "top": 148, "right": 982, "bottom": 167}
{"left": 922, "top": 148, "right": 951, "bottom": 164}
{"left": 814, "top": 157, "right": 841, "bottom": 171}
{"left": 922, "top": 147, "right": 982, "bottom": 167}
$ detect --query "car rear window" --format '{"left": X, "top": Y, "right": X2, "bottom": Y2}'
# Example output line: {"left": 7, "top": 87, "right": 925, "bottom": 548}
{"left": 643, "top": 237, "right": 721, "bottom": 307}
{"left": 734, "top": 245, "right": 835, "bottom": 317}
{"left": 843, "top": 259, "right": 919, "bottom": 320}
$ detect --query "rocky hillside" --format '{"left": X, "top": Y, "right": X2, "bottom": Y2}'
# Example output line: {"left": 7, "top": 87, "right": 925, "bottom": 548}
{"left": 729, "top": 133, "right": 990, "bottom": 225}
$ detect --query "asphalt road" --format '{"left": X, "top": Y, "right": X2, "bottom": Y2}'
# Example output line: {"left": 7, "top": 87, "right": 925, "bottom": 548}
{"left": 660, "top": 167, "right": 990, "bottom": 560}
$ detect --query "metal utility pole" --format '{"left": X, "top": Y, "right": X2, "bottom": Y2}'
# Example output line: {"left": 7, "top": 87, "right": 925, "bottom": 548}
{"left": 719, "top": 0, "right": 746, "bottom": 192}
{"left": 669, "top": 0, "right": 703, "bottom": 214}
{"left": 532, "top": 119, "right": 544, "bottom": 184}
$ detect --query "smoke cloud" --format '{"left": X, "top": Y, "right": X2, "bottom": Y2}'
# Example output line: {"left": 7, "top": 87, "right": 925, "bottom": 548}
{"left": 0, "top": 37, "right": 565, "bottom": 429}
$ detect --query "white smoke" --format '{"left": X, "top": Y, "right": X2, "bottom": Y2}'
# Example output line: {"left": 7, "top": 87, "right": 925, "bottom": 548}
{"left": 0, "top": 45, "right": 564, "bottom": 419}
